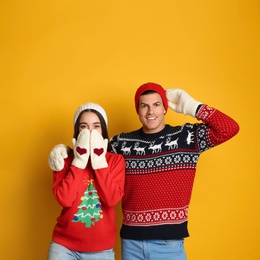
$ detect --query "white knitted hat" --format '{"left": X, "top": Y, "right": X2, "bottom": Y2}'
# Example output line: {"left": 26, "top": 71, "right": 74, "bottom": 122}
{"left": 73, "top": 102, "right": 108, "bottom": 126}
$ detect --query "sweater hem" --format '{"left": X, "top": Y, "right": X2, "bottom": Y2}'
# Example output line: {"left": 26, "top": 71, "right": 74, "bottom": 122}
{"left": 120, "top": 223, "right": 189, "bottom": 240}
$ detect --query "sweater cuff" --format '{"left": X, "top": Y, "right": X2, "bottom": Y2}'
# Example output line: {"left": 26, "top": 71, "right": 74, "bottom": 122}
{"left": 195, "top": 104, "right": 203, "bottom": 115}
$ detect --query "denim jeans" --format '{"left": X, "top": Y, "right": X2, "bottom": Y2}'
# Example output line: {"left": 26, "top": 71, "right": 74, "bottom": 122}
{"left": 121, "top": 239, "right": 187, "bottom": 260}
{"left": 48, "top": 241, "right": 115, "bottom": 260}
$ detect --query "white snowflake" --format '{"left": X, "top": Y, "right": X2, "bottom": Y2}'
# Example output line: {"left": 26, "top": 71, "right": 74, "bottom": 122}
{"left": 199, "top": 129, "right": 205, "bottom": 137}
{"left": 147, "top": 160, "right": 154, "bottom": 167}
{"left": 162, "top": 212, "right": 168, "bottom": 220}
{"left": 183, "top": 155, "right": 190, "bottom": 162}
{"left": 174, "top": 155, "right": 181, "bottom": 163}
{"left": 192, "top": 155, "right": 198, "bottom": 163}
{"left": 130, "top": 161, "right": 137, "bottom": 168}
{"left": 164, "top": 156, "right": 172, "bottom": 164}
{"left": 131, "top": 215, "right": 136, "bottom": 222}
{"left": 138, "top": 161, "right": 145, "bottom": 168}
{"left": 137, "top": 214, "right": 144, "bottom": 222}
{"left": 145, "top": 214, "right": 152, "bottom": 222}
{"left": 156, "top": 158, "right": 163, "bottom": 166}
{"left": 170, "top": 211, "right": 177, "bottom": 219}
{"left": 178, "top": 211, "right": 185, "bottom": 219}
{"left": 200, "top": 140, "right": 206, "bottom": 149}
{"left": 153, "top": 212, "right": 160, "bottom": 221}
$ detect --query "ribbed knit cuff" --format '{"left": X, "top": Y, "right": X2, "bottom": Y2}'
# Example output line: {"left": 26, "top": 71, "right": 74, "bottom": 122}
{"left": 185, "top": 99, "right": 202, "bottom": 117}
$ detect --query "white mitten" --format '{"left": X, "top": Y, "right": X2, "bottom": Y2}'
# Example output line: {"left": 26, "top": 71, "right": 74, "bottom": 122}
{"left": 72, "top": 129, "right": 90, "bottom": 169}
{"left": 48, "top": 144, "right": 69, "bottom": 171}
{"left": 166, "top": 88, "right": 202, "bottom": 117}
{"left": 90, "top": 129, "right": 108, "bottom": 170}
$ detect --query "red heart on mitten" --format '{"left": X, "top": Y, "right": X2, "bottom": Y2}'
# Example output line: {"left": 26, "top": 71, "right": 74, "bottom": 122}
{"left": 76, "top": 147, "right": 87, "bottom": 155}
{"left": 94, "top": 148, "right": 103, "bottom": 156}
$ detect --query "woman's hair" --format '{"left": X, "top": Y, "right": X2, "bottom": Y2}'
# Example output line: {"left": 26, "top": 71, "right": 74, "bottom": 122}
{"left": 73, "top": 109, "right": 112, "bottom": 152}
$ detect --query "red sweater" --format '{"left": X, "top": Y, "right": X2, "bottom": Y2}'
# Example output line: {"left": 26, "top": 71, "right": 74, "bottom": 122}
{"left": 51, "top": 152, "right": 125, "bottom": 252}
{"left": 110, "top": 105, "right": 239, "bottom": 239}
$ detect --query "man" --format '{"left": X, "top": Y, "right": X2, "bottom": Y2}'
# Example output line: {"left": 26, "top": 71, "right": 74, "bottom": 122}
{"left": 48, "top": 82, "right": 239, "bottom": 259}
{"left": 109, "top": 82, "right": 239, "bottom": 260}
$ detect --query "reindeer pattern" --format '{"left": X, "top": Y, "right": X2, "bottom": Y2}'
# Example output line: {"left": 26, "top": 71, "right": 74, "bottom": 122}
{"left": 112, "top": 124, "right": 201, "bottom": 156}
{"left": 110, "top": 123, "right": 210, "bottom": 174}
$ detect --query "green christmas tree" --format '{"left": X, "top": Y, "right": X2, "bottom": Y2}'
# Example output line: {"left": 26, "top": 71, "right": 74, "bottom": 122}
{"left": 72, "top": 179, "right": 103, "bottom": 228}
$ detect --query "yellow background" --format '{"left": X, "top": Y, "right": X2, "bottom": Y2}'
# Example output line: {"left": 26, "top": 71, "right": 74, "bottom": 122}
{"left": 1, "top": 1, "right": 259, "bottom": 259}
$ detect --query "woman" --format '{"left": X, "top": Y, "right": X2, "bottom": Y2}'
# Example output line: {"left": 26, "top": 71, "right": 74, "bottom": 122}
{"left": 47, "top": 102, "right": 125, "bottom": 260}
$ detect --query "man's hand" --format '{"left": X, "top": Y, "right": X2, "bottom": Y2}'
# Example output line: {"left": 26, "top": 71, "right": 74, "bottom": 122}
{"left": 166, "top": 88, "right": 202, "bottom": 117}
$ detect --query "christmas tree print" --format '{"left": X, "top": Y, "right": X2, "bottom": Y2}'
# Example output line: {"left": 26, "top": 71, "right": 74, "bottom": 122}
{"left": 72, "top": 179, "right": 103, "bottom": 228}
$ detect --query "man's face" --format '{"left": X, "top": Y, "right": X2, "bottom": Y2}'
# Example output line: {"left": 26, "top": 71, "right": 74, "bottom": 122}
{"left": 138, "top": 92, "right": 166, "bottom": 134}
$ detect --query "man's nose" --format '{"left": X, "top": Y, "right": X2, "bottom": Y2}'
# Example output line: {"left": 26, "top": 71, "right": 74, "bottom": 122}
{"left": 147, "top": 106, "right": 153, "bottom": 113}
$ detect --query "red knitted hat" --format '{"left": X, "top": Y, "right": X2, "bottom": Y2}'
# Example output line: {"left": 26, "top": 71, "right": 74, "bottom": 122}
{"left": 134, "top": 82, "right": 168, "bottom": 113}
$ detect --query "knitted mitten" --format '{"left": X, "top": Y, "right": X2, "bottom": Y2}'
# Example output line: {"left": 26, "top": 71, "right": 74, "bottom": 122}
{"left": 166, "top": 88, "right": 202, "bottom": 117}
{"left": 90, "top": 129, "right": 108, "bottom": 170}
{"left": 72, "top": 129, "right": 90, "bottom": 169}
{"left": 48, "top": 144, "right": 69, "bottom": 171}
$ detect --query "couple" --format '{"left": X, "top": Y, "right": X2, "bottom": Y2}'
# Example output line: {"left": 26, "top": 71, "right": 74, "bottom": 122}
{"left": 47, "top": 82, "right": 239, "bottom": 260}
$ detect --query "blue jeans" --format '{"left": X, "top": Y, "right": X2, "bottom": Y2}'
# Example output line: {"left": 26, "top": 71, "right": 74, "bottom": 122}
{"left": 48, "top": 241, "right": 115, "bottom": 260}
{"left": 121, "top": 239, "right": 187, "bottom": 260}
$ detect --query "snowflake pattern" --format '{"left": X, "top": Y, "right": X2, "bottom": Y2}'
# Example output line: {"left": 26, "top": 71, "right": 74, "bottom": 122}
{"left": 126, "top": 152, "right": 199, "bottom": 174}
{"left": 124, "top": 207, "right": 188, "bottom": 226}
